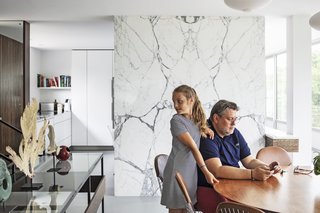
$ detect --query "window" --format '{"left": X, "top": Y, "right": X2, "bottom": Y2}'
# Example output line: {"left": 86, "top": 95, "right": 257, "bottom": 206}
{"left": 266, "top": 53, "right": 287, "bottom": 127}
{"left": 265, "top": 16, "right": 287, "bottom": 129}
{"left": 276, "top": 54, "right": 287, "bottom": 122}
{"left": 266, "top": 58, "right": 275, "bottom": 118}
{"left": 312, "top": 43, "right": 320, "bottom": 128}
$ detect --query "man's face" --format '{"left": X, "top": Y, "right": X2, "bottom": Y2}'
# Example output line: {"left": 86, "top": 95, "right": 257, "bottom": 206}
{"left": 213, "top": 108, "right": 238, "bottom": 137}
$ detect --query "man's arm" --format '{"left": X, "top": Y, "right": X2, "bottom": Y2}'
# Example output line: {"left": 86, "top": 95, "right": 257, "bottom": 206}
{"left": 206, "top": 157, "right": 252, "bottom": 179}
{"left": 206, "top": 156, "right": 272, "bottom": 181}
{"left": 241, "top": 155, "right": 267, "bottom": 169}
{"left": 242, "top": 155, "right": 282, "bottom": 175}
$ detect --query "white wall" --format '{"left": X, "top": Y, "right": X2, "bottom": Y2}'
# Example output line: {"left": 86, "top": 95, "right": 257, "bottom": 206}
{"left": 114, "top": 16, "right": 266, "bottom": 196}
{"left": 287, "top": 15, "right": 312, "bottom": 165}
{"left": 30, "top": 48, "right": 41, "bottom": 102}
{"left": 265, "top": 16, "right": 286, "bottom": 56}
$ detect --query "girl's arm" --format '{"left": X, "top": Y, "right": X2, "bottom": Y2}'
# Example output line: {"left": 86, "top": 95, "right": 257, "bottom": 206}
{"left": 177, "top": 132, "right": 219, "bottom": 184}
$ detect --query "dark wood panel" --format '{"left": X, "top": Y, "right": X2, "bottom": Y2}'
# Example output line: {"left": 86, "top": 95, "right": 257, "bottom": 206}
{"left": 0, "top": 33, "right": 24, "bottom": 154}
{"left": 23, "top": 21, "right": 30, "bottom": 106}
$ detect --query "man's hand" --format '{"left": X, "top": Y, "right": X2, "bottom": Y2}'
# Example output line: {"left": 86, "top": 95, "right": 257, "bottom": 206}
{"left": 252, "top": 165, "right": 273, "bottom": 181}
{"left": 269, "top": 161, "right": 282, "bottom": 174}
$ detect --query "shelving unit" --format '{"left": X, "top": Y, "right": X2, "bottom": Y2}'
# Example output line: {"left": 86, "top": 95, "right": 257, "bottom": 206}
{"left": 37, "top": 74, "right": 71, "bottom": 88}
{"left": 38, "top": 87, "right": 71, "bottom": 90}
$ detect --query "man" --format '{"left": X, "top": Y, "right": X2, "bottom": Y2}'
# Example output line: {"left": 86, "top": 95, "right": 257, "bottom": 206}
{"left": 196, "top": 100, "right": 281, "bottom": 213}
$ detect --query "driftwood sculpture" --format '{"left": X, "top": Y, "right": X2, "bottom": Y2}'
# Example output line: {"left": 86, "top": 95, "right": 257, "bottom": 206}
{"left": 6, "top": 99, "right": 48, "bottom": 178}
{"left": 47, "top": 125, "right": 60, "bottom": 155}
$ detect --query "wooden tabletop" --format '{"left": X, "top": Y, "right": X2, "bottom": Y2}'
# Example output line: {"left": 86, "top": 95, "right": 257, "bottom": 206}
{"left": 213, "top": 167, "right": 320, "bottom": 213}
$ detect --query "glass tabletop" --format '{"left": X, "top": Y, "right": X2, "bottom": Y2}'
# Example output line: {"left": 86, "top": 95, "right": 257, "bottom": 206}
{"left": 36, "top": 152, "right": 102, "bottom": 173}
{"left": 4, "top": 191, "right": 72, "bottom": 213}
{"left": 1, "top": 152, "right": 103, "bottom": 213}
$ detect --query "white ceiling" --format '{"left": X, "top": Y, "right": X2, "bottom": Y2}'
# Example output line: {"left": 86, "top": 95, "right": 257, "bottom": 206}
{"left": 1, "top": 0, "right": 320, "bottom": 50}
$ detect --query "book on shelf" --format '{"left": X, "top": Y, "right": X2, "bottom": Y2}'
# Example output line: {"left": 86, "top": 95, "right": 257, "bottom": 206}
{"left": 37, "top": 74, "right": 71, "bottom": 88}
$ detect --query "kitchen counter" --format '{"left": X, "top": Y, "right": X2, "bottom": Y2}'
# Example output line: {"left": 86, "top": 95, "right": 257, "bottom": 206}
{"left": 37, "top": 111, "right": 70, "bottom": 121}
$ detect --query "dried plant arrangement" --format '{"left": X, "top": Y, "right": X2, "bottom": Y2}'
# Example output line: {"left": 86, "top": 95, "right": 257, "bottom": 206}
{"left": 5, "top": 99, "right": 48, "bottom": 178}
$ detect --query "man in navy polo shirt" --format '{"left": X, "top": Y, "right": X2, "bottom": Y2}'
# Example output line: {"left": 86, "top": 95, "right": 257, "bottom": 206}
{"left": 196, "top": 100, "right": 281, "bottom": 213}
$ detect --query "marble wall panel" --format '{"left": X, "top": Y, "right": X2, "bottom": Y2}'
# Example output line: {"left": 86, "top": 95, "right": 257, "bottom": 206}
{"left": 114, "top": 16, "right": 265, "bottom": 196}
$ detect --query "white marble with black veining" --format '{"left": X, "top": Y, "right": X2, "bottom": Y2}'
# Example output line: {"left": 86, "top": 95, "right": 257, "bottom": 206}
{"left": 114, "top": 16, "right": 265, "bottom": 196}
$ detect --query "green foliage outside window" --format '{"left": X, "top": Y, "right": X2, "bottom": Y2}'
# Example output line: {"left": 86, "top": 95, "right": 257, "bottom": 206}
{"left": 312, "top": 48, "right": 320, "bottom": 128}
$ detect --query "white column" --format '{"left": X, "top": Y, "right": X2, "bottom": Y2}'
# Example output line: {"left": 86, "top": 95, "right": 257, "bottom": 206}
{"left": 287, "top": 15, "right": 312, "bottom": 165}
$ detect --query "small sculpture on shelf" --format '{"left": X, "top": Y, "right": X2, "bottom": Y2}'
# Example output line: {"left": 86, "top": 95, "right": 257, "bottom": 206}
{"left": 5, "top": 99, "right": 48, "bottom": 178}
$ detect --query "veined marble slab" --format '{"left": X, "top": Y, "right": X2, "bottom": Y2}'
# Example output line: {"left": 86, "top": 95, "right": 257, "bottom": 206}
{"left": 114, "top": 16, "right": 266, "bottom": 196}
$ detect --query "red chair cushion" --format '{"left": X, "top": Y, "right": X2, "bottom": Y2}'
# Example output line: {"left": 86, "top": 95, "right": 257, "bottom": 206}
{"left": 196, "top": 186, "right": 227, "bottom": 213}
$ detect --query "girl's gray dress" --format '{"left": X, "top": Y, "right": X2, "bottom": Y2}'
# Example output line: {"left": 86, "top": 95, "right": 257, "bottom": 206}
{"left": 160, "top": 114, "right": 201, "bottom": 209}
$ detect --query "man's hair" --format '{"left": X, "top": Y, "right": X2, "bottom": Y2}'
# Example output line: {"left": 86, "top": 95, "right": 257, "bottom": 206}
{"left": 210, "top": 99, "right": 239, "bottom": 119}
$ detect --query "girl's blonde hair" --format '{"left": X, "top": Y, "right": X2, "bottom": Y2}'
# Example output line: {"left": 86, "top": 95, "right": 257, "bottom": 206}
{"left": 173, "top": 85, "right": 207, "bottom": 137}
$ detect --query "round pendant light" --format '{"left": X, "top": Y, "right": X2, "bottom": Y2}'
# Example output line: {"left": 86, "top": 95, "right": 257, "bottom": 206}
{"left": 224, "top": 0, "right": 272, "bottom": 12}
{"left": 310, "top": 11, "right": 320, "bottom": 31}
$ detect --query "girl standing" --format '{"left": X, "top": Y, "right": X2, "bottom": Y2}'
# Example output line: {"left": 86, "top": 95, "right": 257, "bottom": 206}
{"left": 161, "top": 85, "right": 218, "bottom": 213}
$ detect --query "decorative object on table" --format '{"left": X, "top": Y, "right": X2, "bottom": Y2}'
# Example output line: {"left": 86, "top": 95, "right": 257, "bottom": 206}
{"left": 47, "top": 124, "right": 62, "bottom": 173}
{"left": 56, "top": 145, "right": 71, "bottom": 161}
{"left": 0, "top": 159, "right": 12, "bottom": 203}
{"left": 47, "top": 126, "right": 68, "bottom": 192}
{"left": 49, "top": 167, "right": 64, "bottom": 192}
{"left": 56, "top": 160, "right": 71, "bottom": 176}
{"left": 47, "top": 125, "right": 60, "bottom": 155}
{"left": 46, "top": 125, "right": 69, "bottom": 190}
{"left": 224, "top": 0, "right": 271, "bottom": 12}
{"left": 49, "top": 160, "right": 71, "bottom": 191}
{"left": 5, "top": 98, "right": 48, "bottom": 190}
{"left": 294, "top": 166, "right": 314, "bottom": 175}
{"left": 25, "top": 196, "right": 47, "bottom": 212}
{"left": 313, "top": 153, "right": 320, "bottom": 175}
{"left": 49, "top": 191, "right": 59, "bottom": 212}
{"left": 310, "top": 11, "right": 320, "bottom": 31}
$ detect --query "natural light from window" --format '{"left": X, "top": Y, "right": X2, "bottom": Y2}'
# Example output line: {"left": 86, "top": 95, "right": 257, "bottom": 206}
{"left": 265, "top": 16, "right": 287, "bottom": 128}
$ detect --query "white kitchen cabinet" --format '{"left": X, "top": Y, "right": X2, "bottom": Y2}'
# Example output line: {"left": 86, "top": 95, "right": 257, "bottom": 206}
{"left": 54, "top": 112, "right": 72, "bottom": 147}
{"left": 72, "top": 50, "right": 113, "bottom": 146}
{"left": 71, "top": 51, "right": 87, "bottom": 145}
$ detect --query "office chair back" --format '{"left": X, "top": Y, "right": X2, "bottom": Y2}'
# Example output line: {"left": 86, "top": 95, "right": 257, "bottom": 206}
{"left": 256, "top": 146, "right": 292, "bottom": 166}
{"left": 154, "top": 154, "right": 168, "bottom": 193}
{"left": 216, "top": 201, "right": 265, "bottom": 213}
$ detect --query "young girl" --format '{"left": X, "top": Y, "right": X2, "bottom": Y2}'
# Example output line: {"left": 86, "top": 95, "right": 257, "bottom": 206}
{"left": 161, "top": 85, "right": 218, "bottom": 213}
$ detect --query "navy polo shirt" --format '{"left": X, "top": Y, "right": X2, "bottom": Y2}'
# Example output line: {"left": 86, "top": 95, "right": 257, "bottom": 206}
{"left": 198, "top": 120, "right": 251, "bottom": 187}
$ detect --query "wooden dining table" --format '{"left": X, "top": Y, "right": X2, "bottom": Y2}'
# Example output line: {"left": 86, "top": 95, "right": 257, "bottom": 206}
{"left": 213, "top": 166, "right": 320, "bottom": 213}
